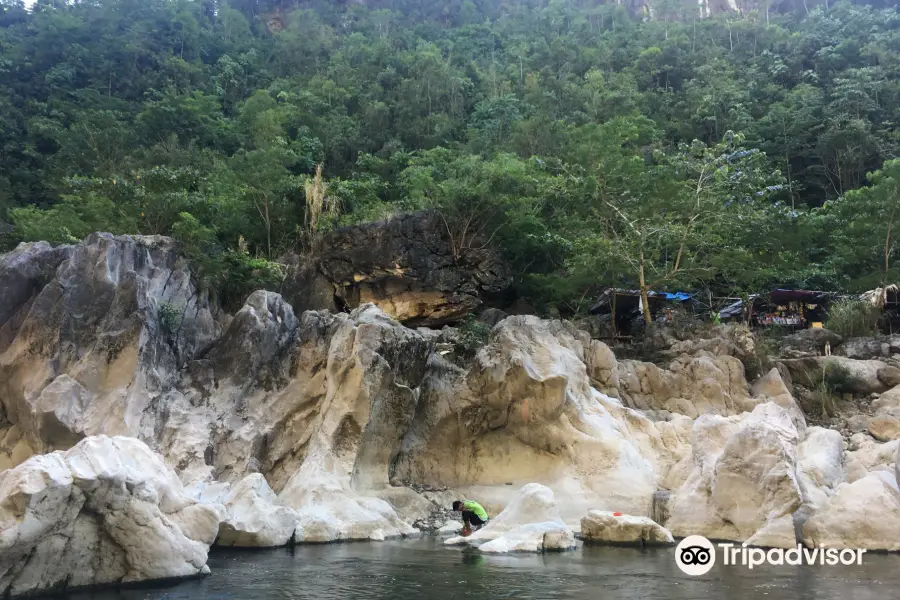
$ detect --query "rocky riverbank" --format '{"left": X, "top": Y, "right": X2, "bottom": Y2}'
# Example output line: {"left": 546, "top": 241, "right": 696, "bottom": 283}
{"left": 2, "top": 233, "right": 900, "bottom": 596}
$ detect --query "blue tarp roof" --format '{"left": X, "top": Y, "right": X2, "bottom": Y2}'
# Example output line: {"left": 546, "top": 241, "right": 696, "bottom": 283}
{"left": 589, "top": 288, "right": 695, "bottom": 315}
{"left": 663, "top": 292, "right": 692, "bottom": 301}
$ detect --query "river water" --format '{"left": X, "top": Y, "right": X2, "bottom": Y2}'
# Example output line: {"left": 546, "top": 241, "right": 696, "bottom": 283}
{"left": 52, "top": 538, "right": 900, "bottom": 600}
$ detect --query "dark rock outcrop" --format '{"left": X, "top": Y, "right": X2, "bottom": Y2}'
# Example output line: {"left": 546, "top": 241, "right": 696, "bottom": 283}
{"left": 779, "top": 328, "right": 843, "bottom": 359}
{"left": 779, "top": 356, "right": 900, "bottom": 395}
{"left": 0, "top": 241, "right": 74, "bottom": 353}
{"left": 280, "top": 212, "right": 512, "bottom": 327}
{"left": 836, "top": 337, "right": 890, "bottom": 361}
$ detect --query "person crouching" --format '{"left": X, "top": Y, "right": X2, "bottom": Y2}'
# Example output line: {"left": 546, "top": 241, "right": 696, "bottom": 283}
{"left": 452, "top": 499, "right": 489, "bottom": 535}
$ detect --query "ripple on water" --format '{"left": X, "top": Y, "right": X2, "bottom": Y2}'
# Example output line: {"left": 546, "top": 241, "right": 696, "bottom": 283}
{"left": 39, "top": 538, "right": 900, "bottom": 600}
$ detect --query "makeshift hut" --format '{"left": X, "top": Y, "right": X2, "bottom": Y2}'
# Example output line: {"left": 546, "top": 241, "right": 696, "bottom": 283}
{"left": 717, "top": 289, "right": 837, "bottom": 330}
{"left": 589, "top": 288, "right": 695, "bottom": 335}
{"left": 862, "top": 285, "right": 900, "bottom": 332}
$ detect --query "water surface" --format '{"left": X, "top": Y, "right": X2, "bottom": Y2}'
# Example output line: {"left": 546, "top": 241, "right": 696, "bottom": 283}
{"left": 52, "top": 538, "right": 900, "bottom": 600}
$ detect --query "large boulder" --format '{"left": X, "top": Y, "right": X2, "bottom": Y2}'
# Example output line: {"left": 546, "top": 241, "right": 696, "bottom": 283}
{"left": 868, "top": 415, "right": 900, "bottom": 442}
{"left": 444, "top": 483, "right": 576, "bottom": 553}
{"left": 780, "top": 356, "right": 898, "bottom": 395}
{"left": 280, "top": 211, "right": 512, "bottom": 327}
{"left": 667, "top": 403, "right": 803, "bottom": 548}
{"left": 896, "top": 443, "right": 900, "bottom": 488}
{"left": 617, "top": 353, "right": 751, "bottom": 418}
{"left": 580, "top": 510, "right": 673, "bottom": 546}
{"left": 0, "top": 436, "right": 222, "bottom": 598}
{"left": 615, "top": 326, "right": 767, "bottom": 419}
{"left": 0, "top": 233, "right": 221, "bottom": 469}
{"left": 586, "top": 339, "right": 619, "bottom": 397}
{"left": 216, "top": 474, "right": 298, "bottom": 548}
{"left": 836, "top": 337, "right": 889, "bottom": 360}
{"left": 279, "top": 447, "right": 418, "bottom": 543}
{"left": 750, "top": 368, "right": 807, "bottom": 436}
{"left": 802, "top": 473, "right": 900, "bottom": 551}
{"left": 872, "top": 385, "right": 900, "bottom": 418}
{"left": 793, "top": 427, "right": 845, "bottom": 536}
{"left": 795, "top": 427, "right": 845, "bottom": 512}
{"left": 664, "top": 325, "right": 759, "bottom": 367}
{"left": 847, "top": 434, "right": 899, "bottom": 475}
{"left": 779, "top": 328, "right": 843, "bottom": 358}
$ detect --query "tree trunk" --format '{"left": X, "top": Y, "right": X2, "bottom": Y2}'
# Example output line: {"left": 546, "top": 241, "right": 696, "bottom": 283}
{"left": 639, "top": 248, "right": 652, "bottom": 325}
{"left": 264, "top": 197, "right": 271, "bottom": 259}
{"left": 886, "top": 207, "right": 896, "bottom": 280}
{"left": 783, "top": 115, "right": 794, "bottom": 210}
{"left": 611, "top": 290, "right": 618, "bottom": 339}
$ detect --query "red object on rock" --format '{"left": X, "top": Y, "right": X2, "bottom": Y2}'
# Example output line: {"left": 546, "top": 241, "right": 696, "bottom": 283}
{"left": 613, "top": 512, "right": 623, "bottom": 517}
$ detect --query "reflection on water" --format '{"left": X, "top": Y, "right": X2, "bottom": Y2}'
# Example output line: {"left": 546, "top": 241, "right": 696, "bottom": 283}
{"left": 47, "top": 538, "right": 900, "bottom": 600}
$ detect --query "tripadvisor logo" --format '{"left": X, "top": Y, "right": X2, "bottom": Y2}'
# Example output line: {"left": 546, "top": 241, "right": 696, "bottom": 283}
{"left": 675, "top": 536, "right": 867, "bottom": 576}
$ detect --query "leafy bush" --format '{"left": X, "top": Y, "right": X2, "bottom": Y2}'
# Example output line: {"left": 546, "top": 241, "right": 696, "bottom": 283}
{"left": 822, "top": 361, "right": 864, "bottom": 395}
{"left": 158, "top": 301, "right": 182, "bottom": 333}
{"left": 811, "top": 379, "right": 839, "bottom": 418}
{"left": 454, "top": 314, "right": 491, "bottom": 358}
{"left": 745, "top": 332, "right": 779, "bottom": 380}
{"left": 805, "top": 360, "right": 862, "bottom": 417}
{"left": 217, "top": 250, "right": 286, "bottom": 309}
{"left": 172, "top": 212, "right": 285, "bottom": 311}
{"left": 825, "top": 299, "right": 881, "bottom": 338}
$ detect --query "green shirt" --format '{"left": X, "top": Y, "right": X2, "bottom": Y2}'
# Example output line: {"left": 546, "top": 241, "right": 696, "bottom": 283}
{"left": 462, "top": 500, "right": 488, "bottom": 521}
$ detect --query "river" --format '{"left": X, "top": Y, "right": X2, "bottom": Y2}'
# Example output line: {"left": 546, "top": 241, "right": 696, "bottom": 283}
{"left": 48, "top": 538, "right": 900, "bottom": 600}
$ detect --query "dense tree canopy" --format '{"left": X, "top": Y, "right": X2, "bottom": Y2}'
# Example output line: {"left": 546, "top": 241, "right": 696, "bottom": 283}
{"left": 1, "top": 0, "right": 899, "bottom": 314}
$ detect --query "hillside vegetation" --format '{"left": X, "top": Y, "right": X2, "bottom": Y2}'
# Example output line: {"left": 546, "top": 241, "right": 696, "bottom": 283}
{"left": 2, "top": 0, "right": 900, "bottom": 314}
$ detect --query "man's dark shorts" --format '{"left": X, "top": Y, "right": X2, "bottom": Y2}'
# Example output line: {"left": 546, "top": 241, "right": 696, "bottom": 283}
{"left": 462, "top": 511, "right": 487, "bottom": 527}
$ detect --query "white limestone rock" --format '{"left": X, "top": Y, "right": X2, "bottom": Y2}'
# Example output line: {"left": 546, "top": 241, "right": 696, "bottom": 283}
{"left": 395, "top": 317, "right": 693, "bottom": 523}
{"left": 796, "top": 427, "right": 845, "bottom": 513}
{"left": 0, "top": 436, "right": 222, "bottom": 598}
{"left": 580, "top": 510, "right": 673, "bottom": 546}
{"left": 802, "top": 473, "right": 900, "bottom": 551}
{"left": 896, "top": 442, "right": 900, "bottom": 489}
{"left": 668, "top": 403, "right": 802, "bottom": 548}
{"left": 848, "top": 435, "right": 899, "bottom": 475}
{"left": 479, "top": 523, "right": 576, "bottom": 553}
{"left": 437, "top": 520, "right": 464, "bottom": 536}
{"left": 0, "top": 234, "right": 221, "bottom": 471}
{"left": 750, "top": 368, "right": 807, "bottom": 437}
{"left": 444, "top": 484, "right": 576, "bottom": 553}
{"left": 280, "top": 448, "right": 417, "bottom": 543}
{"left": 216, "top": 474, "right": 298, "bottom": 548}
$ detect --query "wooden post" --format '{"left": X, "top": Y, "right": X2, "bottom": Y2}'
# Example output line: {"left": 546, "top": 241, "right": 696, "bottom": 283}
{"left": 611, "top": 290, "right": 618, "bottom": 340}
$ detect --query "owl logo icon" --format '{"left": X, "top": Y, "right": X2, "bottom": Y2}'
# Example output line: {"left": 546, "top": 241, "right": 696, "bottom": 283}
{"left": 675, "top": 536, "right": 716, "bottom": 576}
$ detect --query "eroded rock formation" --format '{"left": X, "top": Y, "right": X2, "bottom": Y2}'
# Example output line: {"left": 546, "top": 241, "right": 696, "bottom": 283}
{"left": 280, "top": 211, "right": 512, "bottom": 327}
{"left": 392, "top": 316, "right": 693, "bottom": 522}
{"left": 0, "top": 233, "right": 221, "bottom": 470}
{"left": 0, "top": 436, "right": 222, "bottom": 597}
{"left": 2, "top": 231, "right": 900, "bottom": 596}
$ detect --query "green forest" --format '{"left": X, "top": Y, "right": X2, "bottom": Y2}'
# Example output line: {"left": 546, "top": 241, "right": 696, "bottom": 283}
{"left": 2, "top": 0, "right": 900, "bottom": 315}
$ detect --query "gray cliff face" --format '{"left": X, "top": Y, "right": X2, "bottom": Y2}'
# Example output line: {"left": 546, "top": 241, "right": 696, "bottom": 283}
{"left": 0, "top": 241, "right": 74, "bottom": 353}
{"left": 0, "top": 233, "right": 221, "bottom": 467}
